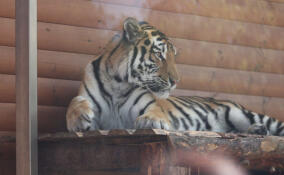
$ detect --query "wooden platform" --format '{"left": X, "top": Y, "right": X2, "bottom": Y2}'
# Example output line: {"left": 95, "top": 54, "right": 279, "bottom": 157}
{"left": 1, "top": 130, "right": 284, "bottom": 175}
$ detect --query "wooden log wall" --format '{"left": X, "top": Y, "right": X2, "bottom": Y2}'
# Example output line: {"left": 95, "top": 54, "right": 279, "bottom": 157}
{"left": 0, "top": 0, "right": 284, "bottom": 133}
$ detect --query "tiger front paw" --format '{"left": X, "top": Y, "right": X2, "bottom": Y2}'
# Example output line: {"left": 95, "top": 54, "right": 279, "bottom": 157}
{"left": 66, "top": 96, "right": 96, "bottom": 132}
{"left": 135, "top": 115, "right": 171, "bottom": 130}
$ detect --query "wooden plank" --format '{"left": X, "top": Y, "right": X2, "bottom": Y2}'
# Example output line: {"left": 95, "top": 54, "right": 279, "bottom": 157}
{"left": 0, "top": 46, "right": 93, "bottom": 80}
{"left": 1, "top": 2, "right": 284, "bottom": 52}
{"left": 0, "top": 74, "right": 79, "bottom": 106}
{"left": 1, "top": 17, "right": 284, "bottom": 62}
{"left": 0, "top": 65, "right": 284, "bottom": 106}
{"left": 176, "top": 64, "right": 284, "bottom": 99}
{"left": 267, "top": 0, "right": 284, "bottom": 3}
{"left": 93, "top": 0, "right": 284, "bottom": 27}
{"left": 0, "top": 103, "right": 66, "bottom": 132}
{"left": 0, "top": 17, "right": 116, "bottom": 55}
{"left": 4, "top": 0, "right": 284, "bottom": 27}
{"left": 167, "top": 132, "right": 284, "bottom": 172}
{"left": 1, "top": 62, "right": 284, "bottom": 106}
{"left": 37, "top": 131, "right": 284, "bottom": 173}
{"left": 2, "top": 38, "right": 284, "bottom": 79}
{"left": 173, "top": 38, "right": 284, "bottom": 75}
{"left": 15, "top": 0, "right": 38, "bottom": 175}
{"left": 32, "top": 1, "right": 284, "bottom": 51}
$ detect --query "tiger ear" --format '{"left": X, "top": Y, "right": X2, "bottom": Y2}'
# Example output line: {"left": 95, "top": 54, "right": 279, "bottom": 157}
{"left": 123, "top": 17, "right": 143, "bottom": 43}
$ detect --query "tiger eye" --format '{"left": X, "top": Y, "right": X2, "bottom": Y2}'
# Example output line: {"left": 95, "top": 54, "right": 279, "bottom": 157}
{"left": 144, "top": 39, "right": 150, "bottom": 46}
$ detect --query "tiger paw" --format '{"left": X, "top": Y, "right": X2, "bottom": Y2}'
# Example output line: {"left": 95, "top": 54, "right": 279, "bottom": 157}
{"left": 247, "top": 123, "right": 269, "bottom": 135}
{"left": 135, "top": 115, "right": 171, "bottom": 130}
{"left": 66, "top": 96, "right": 96, "bottom": 132}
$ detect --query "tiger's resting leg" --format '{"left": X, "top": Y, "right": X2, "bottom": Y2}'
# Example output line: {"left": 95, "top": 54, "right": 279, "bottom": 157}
{"left": 135, "top": 112, "right": 173, "bottom": 130}
{"left": 66, "top": 96, "right": 98, "bottom": 132}
{"left": 134, "top": 101, "right": 177, "bottom": 130}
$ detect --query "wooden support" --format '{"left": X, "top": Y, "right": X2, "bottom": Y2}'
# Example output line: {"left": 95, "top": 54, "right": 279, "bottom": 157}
{"left": 15, "top": 0, "right": 38, "bottom": 175}
{"left": 37, "top": 130, "right": 284, "bottom": 175}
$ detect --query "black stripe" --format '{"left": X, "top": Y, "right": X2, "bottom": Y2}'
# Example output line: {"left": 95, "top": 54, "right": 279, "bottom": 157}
{"left": 168, "top": 111, "right": 180, "bottom": 130}
{"left": 114, "top": 75, "right": 122, "bottom": 82}
{"left": 175, "top": 98, "right": 211, "bottom": 130}
{"left": 180, "top": 118, "right": 189, "bottom": 130}
{"left": 121, "top": 86, "right": 138, "bottom": 98}
{"left": 83, "top": 82, "right": 102, "bottom": 115}
{"left": 266, "top": 118, "right": 272, "bottom": 130}
{"left": 193, "top": 108, "right": 211, "bottom": 130}
{"left": 118, "top": 86, "right": 138, "bottom": 109}
{"left": 258, "top": 114, "right": 265, "bottom": 123}
{"left": 195, "top": 119, "right": 201, "bottom": 131}
{"left": 130, "top": 47, "right": 138, "bottom": 68}
{"left": 140, "top": 46, "right": 147, "bottom": 62}
{"left": 276, "top": 126, "right": 284, "bottom": 136}
{"left": 192, "top": 97, "right": 219, "bottom": 119}
{"left": 213, "top": 102, "right": 237, "bottom": 131}
{"left": 139, "top": 100, "right": 155, "bottom": 115}
{"left": 242, "top": 110, "right": 255, "bottom": 124}
{"left": 133, "top": 92, "right": 148, "bottom": 106}
{"left": 167, "top": 99, "right": 194, "bottom": 126}
{"left": 92, "top": 56, "right": 112, "bottom": 102}
{"left": 108, "top": 40, "right": 122, "bottom": 59}
{"left": 276, "top": 120, "right": 282, "bottom": 129}
{"left": 177, "top": 97, "right": 219, "bottom": 120}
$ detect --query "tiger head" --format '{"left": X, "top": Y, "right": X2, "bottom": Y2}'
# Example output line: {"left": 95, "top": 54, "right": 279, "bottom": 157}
{"left": 122, "top": 17, "right": 179, "bottom": 99}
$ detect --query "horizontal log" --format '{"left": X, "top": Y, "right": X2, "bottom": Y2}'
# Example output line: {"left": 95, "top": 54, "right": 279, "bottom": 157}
{"left": 0, "top": 103, "right": 66, "bottom": 132}
{"left": 167, "top": 131, "right": 284, "bottom": 172}
{"left": 1, "top": 130, "right": 284, "bottom": 175}
{"left": 2, "top": 0, "right": 284, "bottom": 28}
{"left": 176, "top": 65, "right": 284, "bottom": 98}
{"left": 1, "top": 0, "right": 284, "bottom": 52}
{"left": 93, "top": 0, "right": 284, "bottom": 27}
{"left": 173, "top": 38, "right": 284, "bottom": 75}
{"left": 1, "top": 17, "right": 284, "bottom": 67}
{"left": 0, "top": 74, "right": 79, "bottom": 106}
{"left": 1, "top": 62, "right": 284, "bottom": 106}
{"left": 0, "top": 46, "right": 93, "bottom": 80}
{"left": 37, "top": 130, "right": 284, "bottom": 172}
{"left": 0, "top": 17, "right": 116, "bottom": 55}
{"left": 2, "top": 38, "right": 284, "bottom": 79}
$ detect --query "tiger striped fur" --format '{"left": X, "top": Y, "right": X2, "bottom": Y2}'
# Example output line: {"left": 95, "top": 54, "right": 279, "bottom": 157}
{"left": 66, "top": 17, "right": 284, "bottom": 136}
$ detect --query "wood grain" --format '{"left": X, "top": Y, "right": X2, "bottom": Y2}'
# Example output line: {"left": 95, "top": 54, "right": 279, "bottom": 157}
{"left": 92, "top": 0, "right": 284, "bottom": 27}
{"left": 0, "top": 17, "right": 116, "bottom": 55}
{"left": 1, "top": 61, "right": 284, "bottom": 106}
{"left": 15, "top": 0, "right": 38, "bottom": 174}
{"left": 2, "top": 0, "right": 284, "bottom": 27}
{"left": 1, "top": 3, "right": 284, "bottom": 52}
{"left": 2, "top": 39, "right": 284, "bottom": 79}
{"left": 0, "top": 103, "right": 66, "bottom": 132}
{"left": 0, "top": 74, "right": 80, "bottom": 106}
{"left": 176, "top": 64, "right": 284, "bottom": 99}
{"left": 0, "top": 46, "right": 93, "bottom": 80}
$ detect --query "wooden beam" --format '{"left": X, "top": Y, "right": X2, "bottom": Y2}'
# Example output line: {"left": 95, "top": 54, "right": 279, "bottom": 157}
{"left": 15, "top": 0, "right": 38, "bottom": 174}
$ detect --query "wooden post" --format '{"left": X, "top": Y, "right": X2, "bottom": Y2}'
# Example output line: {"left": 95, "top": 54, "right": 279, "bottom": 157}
{"left": 15, "top": 0, "right": 38, "bottom": 174}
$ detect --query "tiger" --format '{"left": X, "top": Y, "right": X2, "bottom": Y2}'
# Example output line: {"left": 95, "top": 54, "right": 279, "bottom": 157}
{"left": 66, "top": 17, "right": 284, "bottom": 136}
